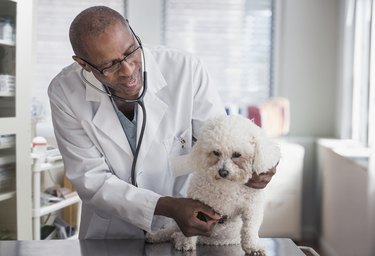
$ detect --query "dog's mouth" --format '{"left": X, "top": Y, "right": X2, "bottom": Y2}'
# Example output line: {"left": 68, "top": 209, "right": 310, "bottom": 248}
{"left": 215, "top": 174, "right": 230, "bottom": 180}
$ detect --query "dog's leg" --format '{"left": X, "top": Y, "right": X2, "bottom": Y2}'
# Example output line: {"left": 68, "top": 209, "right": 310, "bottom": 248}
{"left": 240, "top": 209, "right": 266, "bottom": 256}
{"left": 145, "top": 224, "right": 179, "bottom": 243}
{"left": 171, "top": 231, "right": 198, "bottom": 251}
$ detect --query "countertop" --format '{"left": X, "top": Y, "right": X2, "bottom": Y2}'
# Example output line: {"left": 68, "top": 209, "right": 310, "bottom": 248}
{"left": 0, "top": 238, "right": 305, "bottom": 256}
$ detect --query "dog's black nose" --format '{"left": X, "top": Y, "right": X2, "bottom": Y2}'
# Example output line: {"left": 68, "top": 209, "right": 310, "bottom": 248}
{"left": 218, "top": 168, "right": 229, "bottom": 178}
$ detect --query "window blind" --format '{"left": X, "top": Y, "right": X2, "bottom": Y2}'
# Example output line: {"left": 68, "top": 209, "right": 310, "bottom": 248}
{"left": 33, "top": 0, "right": 125, "bottom": 120}
{"left": 162, "top": 0, "right": 274, "bottom": 107}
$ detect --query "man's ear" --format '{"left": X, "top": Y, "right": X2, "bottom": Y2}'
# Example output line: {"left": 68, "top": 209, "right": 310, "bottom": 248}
{"left": 72, "top": 56, "right": 91, "bottom": 72}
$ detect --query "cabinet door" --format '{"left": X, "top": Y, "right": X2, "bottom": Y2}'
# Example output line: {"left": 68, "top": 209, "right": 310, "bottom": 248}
{"left": 0, "top": 0, "right": 16, "bottom": 117}
{"left": 0, "top": 0, "right": 34, "bottom": 240}
{"left": 0, "top": 0, "right": 17, "bottom": 240}
{"left": 0, "top": 134, "right": 16, "bottom": 239}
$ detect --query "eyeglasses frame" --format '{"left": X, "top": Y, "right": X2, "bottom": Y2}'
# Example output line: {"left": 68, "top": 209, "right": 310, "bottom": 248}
{"left": 79, "top": 20, "right": 143, "bottom": 76}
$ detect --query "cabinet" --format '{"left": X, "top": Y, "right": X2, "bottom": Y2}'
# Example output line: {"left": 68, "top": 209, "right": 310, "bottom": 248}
{"left": 259, "top": 141, "right": 304, "bottom": 240}
{"left": 318, "top": 139, "right": 373, "bottom": 256}
{"left": 31, "top": 151, "right": 81, "bottom": 240}
{"left": 0, "top": 0, "right": 35, "bottom": 240}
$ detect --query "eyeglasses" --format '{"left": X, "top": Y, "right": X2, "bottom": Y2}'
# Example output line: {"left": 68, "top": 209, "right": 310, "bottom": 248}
{"left": 81, "top": 44, "right": 142, "bottom": 76}
{"left": 78, "top": 19, "right": 143, "bottom": 77}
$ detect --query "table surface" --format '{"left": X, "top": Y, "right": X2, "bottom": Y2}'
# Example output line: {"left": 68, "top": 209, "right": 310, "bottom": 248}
{"left": 0, "top": 238, "right": 305, "bottom": 256}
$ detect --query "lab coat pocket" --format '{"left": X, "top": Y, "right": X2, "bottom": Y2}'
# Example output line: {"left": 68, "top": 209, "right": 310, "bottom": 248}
{"left": 85, "top": 212, "right": 111, "bottom": 239}
{"left": 164, "top": 126, "right": 193, "bottom": 177}
{"left": 163, "top": 126, "right": 192, "bottom": 157}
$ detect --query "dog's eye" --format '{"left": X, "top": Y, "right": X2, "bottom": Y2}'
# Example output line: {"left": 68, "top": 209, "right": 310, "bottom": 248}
{"left": 212, "top": 150, "right": 221, "bottom": 157}
{"left": 232, "top": 152, "right": 241, "bottom": 158}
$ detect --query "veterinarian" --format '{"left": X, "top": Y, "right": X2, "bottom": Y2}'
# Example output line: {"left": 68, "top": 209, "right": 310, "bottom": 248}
{"left": 48, "top": 6, "right": 277, "bottom": 239}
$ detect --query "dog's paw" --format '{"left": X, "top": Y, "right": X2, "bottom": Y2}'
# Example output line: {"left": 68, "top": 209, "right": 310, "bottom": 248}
{"left": 244, "top": 248, "right": 266, "bottom": 256}
{"left": 144, "top": 232, "right": 158, "bottom": 243}
{"left": 171, "top": 232, "right": 197, "bottom": 251}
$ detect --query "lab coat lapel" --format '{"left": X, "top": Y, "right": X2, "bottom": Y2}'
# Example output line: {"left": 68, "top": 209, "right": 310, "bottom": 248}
{"left": 135, "top": 48, "right": 168, "bottom": 172}
{"left": 84, "top": 70, "right": 132, "bottom": 157}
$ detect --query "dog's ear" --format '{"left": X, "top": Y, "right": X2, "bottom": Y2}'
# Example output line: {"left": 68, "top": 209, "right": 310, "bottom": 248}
{"left": 252, "top": 135, "right": 281, "bottom": 174}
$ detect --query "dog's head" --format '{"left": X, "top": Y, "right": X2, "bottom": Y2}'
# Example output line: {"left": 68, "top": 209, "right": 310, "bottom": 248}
{"left": 191, "top": 115, "right": 281, "bottom": 184}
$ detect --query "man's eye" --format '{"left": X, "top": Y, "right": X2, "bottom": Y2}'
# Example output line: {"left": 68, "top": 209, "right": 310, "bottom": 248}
{"left": 232, "top": 152, "right": 241, "bottom": 158}
{"left": 101, "top": 62, "right": 115, "bottom": 70}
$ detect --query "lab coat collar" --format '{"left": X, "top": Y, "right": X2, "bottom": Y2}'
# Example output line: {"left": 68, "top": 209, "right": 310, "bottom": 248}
{"left": 135, "top": 47, "right": 168, "bottom": 172}
{"left": 82, "top": 69, "right": 104, "bottom": 102}
{"left": 83, "top": 47, "right": 169, "bottom": 164}
{"left": 142, "top": 47, "right": 167, "bottom": 92}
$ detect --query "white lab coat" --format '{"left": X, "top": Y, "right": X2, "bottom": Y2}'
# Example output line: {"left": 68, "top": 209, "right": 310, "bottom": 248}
{"left": 48, "top": 46, "right": 225, "bottom": 239}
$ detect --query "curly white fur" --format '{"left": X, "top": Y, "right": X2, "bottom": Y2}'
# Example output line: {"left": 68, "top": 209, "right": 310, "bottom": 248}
{"left": 146, "top": 115, "right": 281, "bottom": 256}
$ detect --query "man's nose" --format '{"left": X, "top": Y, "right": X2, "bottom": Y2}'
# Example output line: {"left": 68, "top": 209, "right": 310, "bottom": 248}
{"left": 118, "top": 59, "right": 133, "bottom": 76}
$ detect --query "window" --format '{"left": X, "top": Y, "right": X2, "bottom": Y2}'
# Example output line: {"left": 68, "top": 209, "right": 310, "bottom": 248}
{"left": 342, "top": 0, "right": 375, "bottom": 146}
{"left": 33, "top": 0, "right": 126, "bottom": 121}
{"left": 352, "top": 0, "right": 371, "bottom": 145}
{"left": 162, "top": 0, "right": 274, "bottom": 109}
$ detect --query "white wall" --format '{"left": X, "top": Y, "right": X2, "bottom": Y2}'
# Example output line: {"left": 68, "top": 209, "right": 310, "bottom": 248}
{"left": 274, "top": 0, "right": 339, "bottom": 137}
{"left": 274, "top": 0, "right": 340, "bottom": 241}
{"left": 127, "top": 0, "right": 163, "bottom": 46}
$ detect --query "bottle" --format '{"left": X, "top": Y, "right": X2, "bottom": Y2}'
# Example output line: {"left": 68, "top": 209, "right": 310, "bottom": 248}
{"left": 32, "top": 136, "right": 48, "bottom": 163}
{"left": 2, "top": 17, "right": 13, "bottom": 43}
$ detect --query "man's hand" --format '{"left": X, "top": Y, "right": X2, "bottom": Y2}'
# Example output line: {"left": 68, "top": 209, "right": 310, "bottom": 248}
{"left": 245, "top": 162, "right": 279, "bottom": 189}
{"left": 155, "top": 197, "right": 220, "bottom": 237}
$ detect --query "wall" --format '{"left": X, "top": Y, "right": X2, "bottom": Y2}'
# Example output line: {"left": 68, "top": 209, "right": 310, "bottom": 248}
{"left": 274, "top": 0, "right": 339, "bottom": 137}
{"left": 274, "top": 0, "right": 340, "bottom": 240}
{"left": 127, "top": 0, "right": 340, "bottom": 241}
{"left": 127, "top": 0, "right": 163, "bottom": 46}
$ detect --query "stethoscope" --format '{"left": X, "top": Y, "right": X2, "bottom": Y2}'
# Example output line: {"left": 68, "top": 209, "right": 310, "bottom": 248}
{"left": 80, "top": 23, "right": 147, "bottom": 187}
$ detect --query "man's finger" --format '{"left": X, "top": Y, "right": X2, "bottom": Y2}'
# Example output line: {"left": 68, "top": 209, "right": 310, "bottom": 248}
{"left": 196, "top": 206, "right": 221, "bottom": 221}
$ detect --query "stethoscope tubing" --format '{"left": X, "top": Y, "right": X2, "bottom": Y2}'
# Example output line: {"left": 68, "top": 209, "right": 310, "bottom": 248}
{"left": 79, "top": 47, "right": 147, "bottom": 187}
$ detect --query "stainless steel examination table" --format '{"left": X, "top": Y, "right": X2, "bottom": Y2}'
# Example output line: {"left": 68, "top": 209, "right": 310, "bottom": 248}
{"left": 0, "top": 238, "right": 312, "bottom": 256}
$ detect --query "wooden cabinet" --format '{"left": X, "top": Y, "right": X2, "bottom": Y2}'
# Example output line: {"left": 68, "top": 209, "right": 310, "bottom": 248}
{"left": 0, "top": 0, "right": 35, "bottom": 240}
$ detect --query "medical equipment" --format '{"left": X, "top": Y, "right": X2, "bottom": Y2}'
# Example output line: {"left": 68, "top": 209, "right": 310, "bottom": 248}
{"left": 79, "top": 23, "right": 147, "bottom": 187}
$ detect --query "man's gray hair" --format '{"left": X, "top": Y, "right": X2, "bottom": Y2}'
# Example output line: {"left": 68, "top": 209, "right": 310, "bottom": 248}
{"left": 69, "top": 6, "right": 127, "bottom": 58}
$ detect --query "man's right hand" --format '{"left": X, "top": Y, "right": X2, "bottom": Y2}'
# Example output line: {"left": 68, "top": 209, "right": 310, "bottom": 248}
{"left": 155, "top": 197, "right": 221, "bottom": 237}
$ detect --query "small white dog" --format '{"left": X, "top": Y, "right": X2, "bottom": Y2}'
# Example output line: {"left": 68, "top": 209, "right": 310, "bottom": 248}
{"left": 147, "top": 115, "right": 281, "bottom": 256}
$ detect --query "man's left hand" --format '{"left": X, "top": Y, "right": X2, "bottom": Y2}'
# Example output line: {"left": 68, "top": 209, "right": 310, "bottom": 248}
{"left": 245, "top": 162, "right": 279, "bottom": 189}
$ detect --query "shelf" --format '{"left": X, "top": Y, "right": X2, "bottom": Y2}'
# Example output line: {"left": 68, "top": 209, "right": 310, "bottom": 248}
{"left": 0, "top": 0, "right": 35, "bottom": 239}
{"left": 32, "top": 192, "right": 80, "bottom": 218}
{"left": 67, "top": 233, "right": 79, "bottom": 240}
{"left": 0, "top": 154, "right": 15, "bottom": 165}
{"left": 0, "top": 143, "right": 15, "bottom": 149}
{"left": 0, "top": 190, "right": 15, "bottom": 202}
{"left": 0, "top": 39, "right": 15, "bottom": 47}
{"left": 32, "top": 161, "right": 64, "bottom": 173}
{"left": 0, "top": 92, "right": 15, "bottom": 97}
